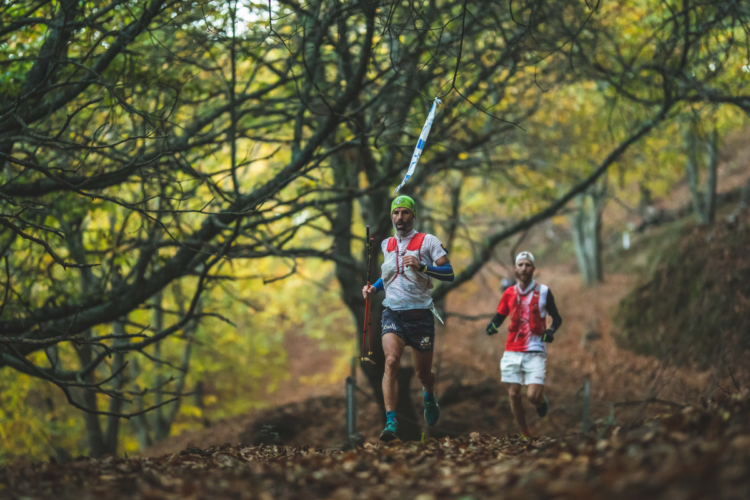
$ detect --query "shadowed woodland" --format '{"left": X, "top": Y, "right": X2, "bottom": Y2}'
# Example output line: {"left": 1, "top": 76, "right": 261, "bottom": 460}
{"left": 1, "top": 0, "right": 750, "bottom": 498}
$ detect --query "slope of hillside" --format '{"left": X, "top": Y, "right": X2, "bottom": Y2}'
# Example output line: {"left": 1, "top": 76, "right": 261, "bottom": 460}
{"left": 616, "top": 210, "right": 750, "bottom": 372}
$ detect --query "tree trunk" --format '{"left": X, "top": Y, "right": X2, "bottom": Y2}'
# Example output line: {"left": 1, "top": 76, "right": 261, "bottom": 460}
{"left": 329, "top": 150, "right": 421, "bottom": 440}
{"left": 194, "top": 381, "right": 211, "bottom": 428}
{"left": 570, "top": 180, "right": 606, "bottom": 286}
{"left": 128, "top": 355, "right": 153, "bottom": 451}
{"left": 684, "top": 117, "right": 719, "bottom": 225}
{"left": 64, "top": 222, "right": 106, "bottom": 457}
{"left": 151, "top": 290, "right": 172, "bottom": 442}
{"left": 103, "top": 320, "right": 127, "bottom": 456}
{"left": 329, "top": 154, "right": 386, "bottom": 405}
{"left": 127, "top": 291, "right": 199, "bottom": 450}
{"left": 161, "top": 314, "right": 199, "bottom": 440}
{"left": 75, "top": 337, "right": 106, "bottom": 458}
{"left": 433, "top": 177, "right": 463, "bottom": 316}
{"left": 704, "top": 126, "right": 719, "bottom": 225}
{"left": 685, "top": 123, "right": 709, "bottom": 224}
{"left": 739, "top": 177, "right": 750, "bottom": 213}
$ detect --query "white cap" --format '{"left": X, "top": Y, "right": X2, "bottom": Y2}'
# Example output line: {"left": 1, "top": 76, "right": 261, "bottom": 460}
{"left": 515, "top": 251, "right": 535, "bottom": 265}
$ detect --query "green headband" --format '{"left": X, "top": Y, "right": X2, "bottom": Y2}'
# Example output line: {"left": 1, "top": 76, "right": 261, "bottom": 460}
{"left": 391, "top": 196, "right": 417, "bottom": 218}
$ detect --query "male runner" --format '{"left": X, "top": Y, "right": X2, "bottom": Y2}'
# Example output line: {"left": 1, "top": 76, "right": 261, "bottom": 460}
{"left": 485, "top": 251, "right": 562, "bottom": 438}
{"left": 362, "top": 196, "right": 454, "bottom": 442}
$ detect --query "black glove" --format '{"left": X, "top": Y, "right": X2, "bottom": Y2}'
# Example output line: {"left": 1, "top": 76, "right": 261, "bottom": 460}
{"left": 486, "top": 322, "right": 499, "bottom": 335}
{"left": 541, "top": 329, "right": 555, "bottom": 343}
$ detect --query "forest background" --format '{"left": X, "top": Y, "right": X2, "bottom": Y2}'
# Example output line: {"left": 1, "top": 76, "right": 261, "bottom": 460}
{"left": 1, "top": 0, "right": 749, "bottom": 463}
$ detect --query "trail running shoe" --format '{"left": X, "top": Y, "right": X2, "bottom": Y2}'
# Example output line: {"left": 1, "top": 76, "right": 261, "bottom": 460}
{"left": 424, "top": 392, "right": 440, "bottom": 426}
{"left": 535, "top": 396, "right": 549, "bottom": 418}
{"left": 379, "top": 422, "right": 398, "bottom": 442}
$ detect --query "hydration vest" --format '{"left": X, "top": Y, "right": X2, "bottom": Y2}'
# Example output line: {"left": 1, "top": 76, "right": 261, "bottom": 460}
{"left": 508, "top": 283, "right": 545, "bottom": 336}
{"left": 381, "top": 233, "right": 432, "bottom": 292}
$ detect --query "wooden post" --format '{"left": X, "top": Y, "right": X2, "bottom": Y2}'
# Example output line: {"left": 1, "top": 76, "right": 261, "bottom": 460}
{"left": 346, "top": 357, "right": 357, "bottom": 442}
{"left": 582, "top": 380, "right": 591, "bottom": 434}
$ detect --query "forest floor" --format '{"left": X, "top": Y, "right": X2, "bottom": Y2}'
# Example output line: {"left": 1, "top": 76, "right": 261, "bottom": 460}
{"left": 3, "top": 392, "right": 750, "bottom": 499}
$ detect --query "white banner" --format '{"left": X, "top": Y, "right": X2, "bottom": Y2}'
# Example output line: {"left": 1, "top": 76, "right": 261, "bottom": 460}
{"left": 394, "top": 97, "right": 441, "bottom": 193}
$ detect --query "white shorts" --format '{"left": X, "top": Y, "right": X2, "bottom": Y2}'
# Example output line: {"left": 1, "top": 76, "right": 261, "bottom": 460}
{"left": 500, "top": 351, "right": 547, "bottom": 386}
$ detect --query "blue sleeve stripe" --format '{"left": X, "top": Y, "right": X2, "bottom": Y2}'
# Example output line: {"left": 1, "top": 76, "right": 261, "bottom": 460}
{"left": 423, "top": 263, "right": 454, "bottom": 282}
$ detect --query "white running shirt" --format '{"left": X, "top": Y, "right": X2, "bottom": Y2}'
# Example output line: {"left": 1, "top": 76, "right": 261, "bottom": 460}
{"left": 381, "top": 229, "right": 447, "bottom": 311}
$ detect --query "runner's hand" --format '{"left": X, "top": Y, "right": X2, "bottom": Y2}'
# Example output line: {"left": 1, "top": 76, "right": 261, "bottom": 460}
{"left": 541, "top": 329, "right": 555, "bottom": 343}
{"left": 362, "top": 285, "right": 376, "bottom": 299}
{"left": 486, "top": 322, "right": 499, "bottom": 335}
{"left": 403, "top": 255, "right": 421, "bottom": 270}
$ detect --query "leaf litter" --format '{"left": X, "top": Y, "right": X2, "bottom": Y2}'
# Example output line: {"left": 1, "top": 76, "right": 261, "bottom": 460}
{"left": 3, "top": 393, "right": 750, "bottom": 499}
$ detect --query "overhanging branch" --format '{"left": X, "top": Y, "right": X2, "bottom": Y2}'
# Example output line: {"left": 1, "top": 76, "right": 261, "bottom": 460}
{"left": 433, "top": 104, "right": 670, "bottom": 302}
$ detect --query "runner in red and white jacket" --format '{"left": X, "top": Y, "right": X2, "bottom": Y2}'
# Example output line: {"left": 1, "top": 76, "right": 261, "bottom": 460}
{"left": 485, "top": 251, "right": 563, "bottom": 438}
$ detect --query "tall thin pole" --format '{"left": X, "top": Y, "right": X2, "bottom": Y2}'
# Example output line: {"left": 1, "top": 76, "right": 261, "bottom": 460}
{"left": 346, "top": 357, "right": 357, "bottom": 442}
{"left": 367, "top": 236, "right": 373, "bottom": 355}
{"left": 582, "top": 380, "right": 591, "bottom": 434}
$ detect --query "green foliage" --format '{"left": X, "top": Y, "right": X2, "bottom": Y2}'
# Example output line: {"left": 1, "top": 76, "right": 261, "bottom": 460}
{"left": 0, "top": 368, "right": 83, "bottom": 463}
{"left": 0, "top": 258, "right": 352, "bottom": 462}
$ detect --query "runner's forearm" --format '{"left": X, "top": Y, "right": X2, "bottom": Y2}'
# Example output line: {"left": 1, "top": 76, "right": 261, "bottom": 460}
{"left": 373, "top": 278, "right": 384, "bottom": 292}
{"left": 491, "top": 313, "right": 507, "bottom": 327}
{"left": 546, "top": 290, "right": 563, "bottom": 331}
{"left": 420, "top": 263, "right": 454, "bottom": 282}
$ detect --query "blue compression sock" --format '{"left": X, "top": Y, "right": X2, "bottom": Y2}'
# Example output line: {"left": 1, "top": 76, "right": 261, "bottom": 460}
{"left": 424, "top": 391, "right": 436, "bottom": 403}
{"left": 386, "top": 411, "right": 397, "bottom": 424}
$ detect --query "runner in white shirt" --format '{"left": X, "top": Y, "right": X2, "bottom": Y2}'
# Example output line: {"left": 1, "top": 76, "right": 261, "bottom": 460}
{"left": 362, "top": 196, "right": 454, "bottom": 441}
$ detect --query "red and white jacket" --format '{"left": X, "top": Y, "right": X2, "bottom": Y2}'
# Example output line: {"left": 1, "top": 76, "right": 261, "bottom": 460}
{"left": 496, "top": 280, "right": 560, "bottom": 353}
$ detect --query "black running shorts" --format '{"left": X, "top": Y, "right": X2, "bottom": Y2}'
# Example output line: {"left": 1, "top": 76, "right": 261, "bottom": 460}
{"left": 381, "top": 307, "right": 435, "bottom": 353}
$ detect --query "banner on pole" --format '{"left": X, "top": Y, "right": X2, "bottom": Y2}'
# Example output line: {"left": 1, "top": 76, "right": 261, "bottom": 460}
{"left": 394, "top": 97, "right": 441, "bottom": 193}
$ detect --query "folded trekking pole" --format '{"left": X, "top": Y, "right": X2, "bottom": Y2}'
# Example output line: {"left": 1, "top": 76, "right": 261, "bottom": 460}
{"left": 361, "top": 226, "right": 375, "bottom": 365}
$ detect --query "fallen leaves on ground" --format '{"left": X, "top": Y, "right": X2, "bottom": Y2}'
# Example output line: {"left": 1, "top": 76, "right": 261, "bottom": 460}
{"left": 3, "top": 393, "right": 750, "bottom": 499}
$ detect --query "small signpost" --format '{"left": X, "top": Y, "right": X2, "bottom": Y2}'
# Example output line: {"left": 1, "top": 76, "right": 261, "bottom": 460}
{"left": 346, "top": 357, "right": 357, "bottom": 445}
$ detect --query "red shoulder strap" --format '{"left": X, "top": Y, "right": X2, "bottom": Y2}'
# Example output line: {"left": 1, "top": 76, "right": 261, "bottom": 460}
{"left": 531, "top": 285, "right": 541, "bottom": 306}
{"left": 406, "top": 233, "right": 426, "bottom": 251}
{"left": 386, "top": 237, "right": 397, "bottom": 252}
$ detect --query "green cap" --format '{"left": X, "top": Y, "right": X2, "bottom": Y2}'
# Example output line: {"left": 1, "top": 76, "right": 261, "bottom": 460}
{"left": 391, "top": 196, "right": 417, "bottom": 218}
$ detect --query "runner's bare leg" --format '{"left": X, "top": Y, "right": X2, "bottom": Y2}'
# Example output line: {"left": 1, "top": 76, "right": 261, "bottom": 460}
{"left": 507, "top": 383, "right": 527, "bottom": 431}
{"left": 382, "top": 333, "right": 406, "bottom": 412}
{"left": 413, "top": 349, "right": 435, "bottom": 394}
{"left": 527, "top": 384, "right": 544, "bottom": 406}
